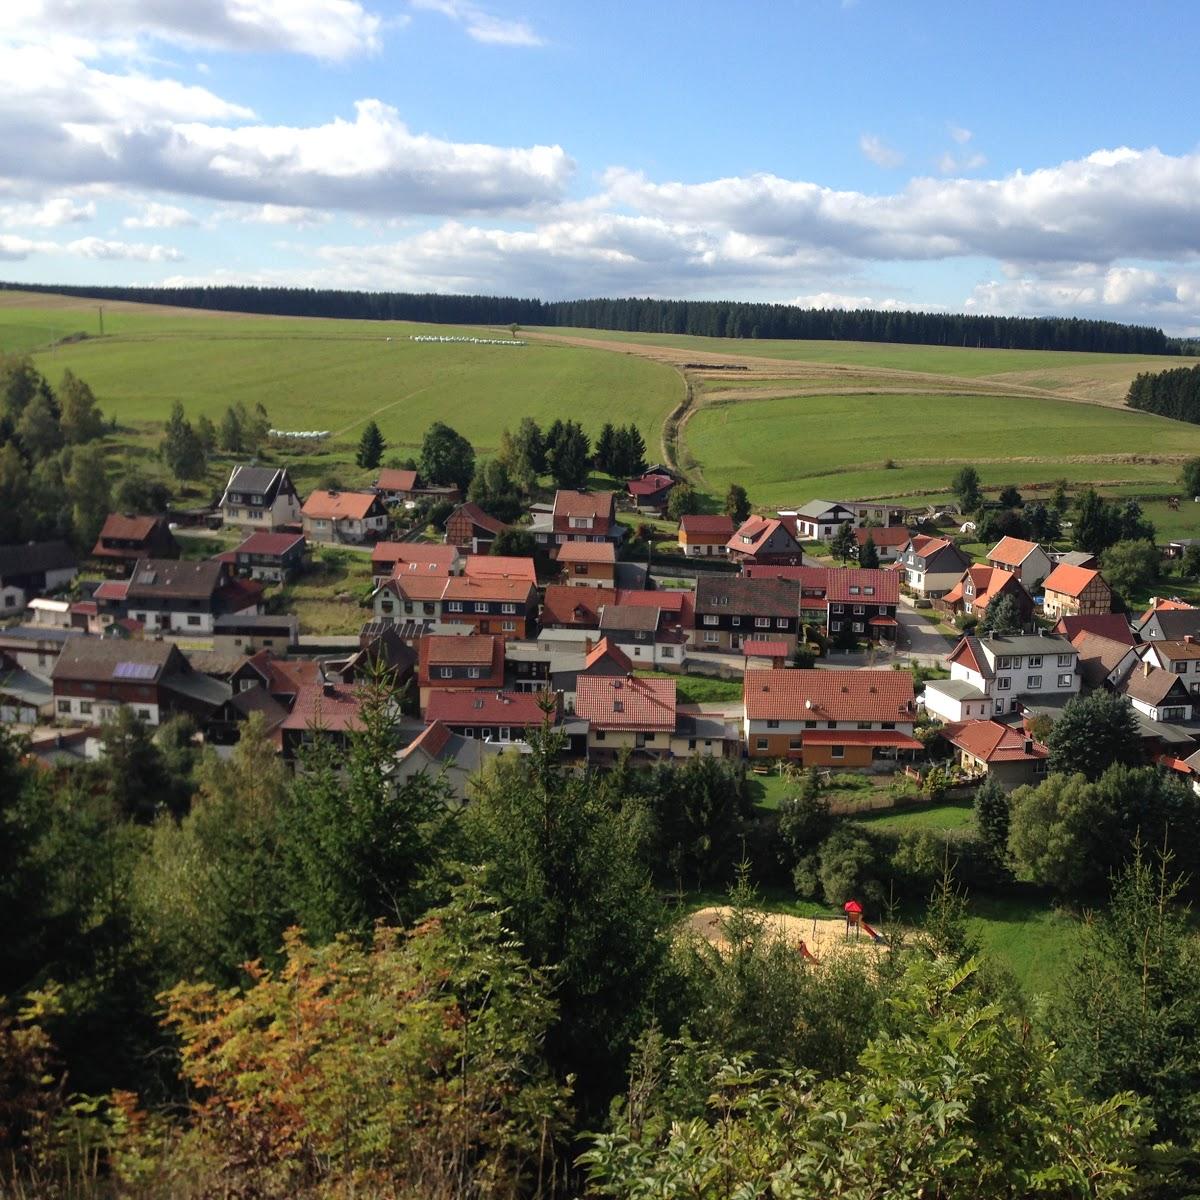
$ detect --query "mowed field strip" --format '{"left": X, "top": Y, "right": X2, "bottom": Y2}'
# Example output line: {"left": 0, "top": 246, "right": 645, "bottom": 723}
{"left": 2, "top": 291, "right": 1198, "bottom": 522}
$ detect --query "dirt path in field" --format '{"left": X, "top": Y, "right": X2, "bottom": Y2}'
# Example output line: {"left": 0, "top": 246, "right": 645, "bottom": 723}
{"left": 685, "top": 906, "right": 889, "bottom": 961}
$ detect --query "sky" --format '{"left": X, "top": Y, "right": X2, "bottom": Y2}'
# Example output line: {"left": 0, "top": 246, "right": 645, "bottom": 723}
{"left": 2, "top": 0, "right": 1200, "bottom": 331}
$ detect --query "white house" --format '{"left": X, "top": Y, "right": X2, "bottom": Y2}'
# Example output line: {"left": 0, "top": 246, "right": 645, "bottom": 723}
{"left": 788, "top": 500, "right": 859, "bottom": 541}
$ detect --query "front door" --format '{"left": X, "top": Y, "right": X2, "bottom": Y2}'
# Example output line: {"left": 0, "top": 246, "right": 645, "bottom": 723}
{"left": 730, "top": 633, "right": 742, "bottom": 650}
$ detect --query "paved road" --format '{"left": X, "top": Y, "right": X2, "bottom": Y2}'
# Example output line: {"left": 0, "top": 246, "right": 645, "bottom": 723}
{"left": 895, "top": 599, "right": 957, "bottom": 665}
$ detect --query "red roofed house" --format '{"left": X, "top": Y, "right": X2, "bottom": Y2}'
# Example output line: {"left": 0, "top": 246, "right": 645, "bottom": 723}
{"left": 742, "top": 565, "right": 899, "bottom": 641}
{"left": 575, "top": 674, "right": 676, "bottom": 762}
{"left": 677, "top": 514, "right": 734, "bottom": 557}
{"left": 445, "top": 502, "right": 506, "bottom": 554}
{"left": 417, "top": 633, "right": 504, "bottom": 709}
{"left": 940, "top": 566, "right": 1034, "bottom": 626}
{"left": 542, "top": 489, "right": 622, "bottom": 546}
{"left": 627, "top": 472, "right": 675, "bottom": 514}
{"left": 1041, "top": 564, "right": 1113, "bottom": 620}
{"left": 540, "top": 584, "right": 615, "bottom": 629}
{"left": 743, "top": 668, "right": 919, "bottom": 767}
{"left": 374, "top": 573, "right": 537, "bottom": 638}
{"left": 942, "top": 720, "right": 1049, "bottom": 790}
{"left": 371, "top": 542, "right": 463, "bottom": 586}
{"left": 277, "top": 675, "right": 366, "bottom": 762}
{"left": 373, "top": 468, "right": 461, "bottom": 508}
{"left": 92, "top": 513, "right": 180, "bottom": 574}
{"left": 464, "top": 555, "right": 538, "bottom": 584}
{"left": 232, "top": 531, "right": 308, "bottom": 583}
{"left": 557, "top": 540, "right": 617, "bottom": 588}
{"left": 425, "top": 688, "right": 554, "bottom": 744}
{"left": 852, "top": 525, "right": 911, "bottom": 563}
{"left": 725, "top": 515, "right": 806, "bottom": 566}
{"left": 301, "top": 490, "right": 389, "bottom": 544}
{"left": 985, "top": 537, "right": 1054, "bottom": 593}
{"left": 1052, "top": 613, "right": 1135, "bottom": 646}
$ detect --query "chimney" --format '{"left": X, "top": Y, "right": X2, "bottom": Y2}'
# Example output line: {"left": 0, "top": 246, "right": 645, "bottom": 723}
{"left": 1187, "top": 635, "right": 1195, "bottom": 645}
{"left": 1144, "top": 660, "right": 1152, "bottom": 678}
{"left": 1024, "top": 738, "right": 1034, "bottom": 755}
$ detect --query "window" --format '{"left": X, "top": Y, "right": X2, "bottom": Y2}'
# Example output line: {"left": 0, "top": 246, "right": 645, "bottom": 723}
{"left": 439, "top": 667, "right": 453, "bottom": 679}
{"left": 849, "top": 585, "right": 860, "bottom": 595}
{"left": 756, "top": 737, "right": 769, "bottom": 751}
{"left": 853, "top": 605, "right": 865, "bottom": 615}
{"left": 703, "top": 614, "right": 718, "bottom": 625}
{"left": 661, "top": 646, "right": 674, "bottom": 658}
{"left": 575, "top": 564, "right": 589, "bottom": 575}
{"left": 776, "top": 618, "right": 788, "bottom": 629}
{"left": 853, "top": 622, "right": 863, "bottom": 632}
{"left": 1035, "top": 759, "right": 1048, "bottom": 776}
{"left": 1191, "top": 682, "right": 1200, "bottom": 695}
{"left": 830, "top": 745, "right": 845, "bottom": 759}
{"left": 447, "top": 601, "right": 463, "bottom": 613}
{"left": 826, "top": 721, "right": 837, "bottom": 729}
{"left": 704, "top": 631, "right": 719, "bottom": 644}
{"left": 187, "top": 614, "right": 201, "bottom": 627}
{"left": 805, "top": 720, "right": 817, "bottom": 728}
{"left": 1058, "top": 672, "right": 1073, "bottom": 688}
{"left": 881, "top": 721, "right": 895, "bottom": 730}
{"left": 79, "top": 701, "right": 93, "bottom": 716}
{"left": 1028, "top": 675, "right": 1041, "bottom": 689}
{"left": 593, "top": 730, "right": 606, "bottom": 742}
{"left": 997, "top": 676, "right": 1011, "bottom": 691}
{"left": 1028, "top": 655, "right": 1042, "bottom": 668}
{"left": 831, "top": 621, "right": 842, "bottom": 631}
{"left": 463, "top": 728, "right": 475, "bottom": 738}
{"left": 755, "top": 617, "right": 770, "bottom": 628}
{"left": 502, "top": 621, "right": 516, "bottom": 632}
{"left": 731, "top": 616, "right": 741, "bottom": 626}
{"left": 767, "top": 719, "right": 780, "bottom": 729}
{"left": 856, "top": 720, "right": 871, "bottom": 729}
{"left": 570, "top": 516, "right": 592, "bottom": 528}
{"left": 878, "top": 605, "right": 888, "bottom": 615}
{"left": 57, "top": 699, "right": 71, "bottom": 714}
{"left": 831, "top": 603, "right": 845, "bottom": 614}
{"left": 1174, "top": 661, "right": 1188, "bottom": 673}
{"left": 1057, "top": 654, "right": 1073, "bottom": 667}
{"left": 468, "top": 667, "right": 481, "bottom": 679}
{"left": 864, "top": 586, "right": 875, "bottom": 596}
{"left": 136, "top": 708, "right": 152, "bottom": 721}
{"left": 996, "top": 656, "right": 1011, "bottom": 669}
{"left": 474, "top": 602, "right": 488, "bottom": 613}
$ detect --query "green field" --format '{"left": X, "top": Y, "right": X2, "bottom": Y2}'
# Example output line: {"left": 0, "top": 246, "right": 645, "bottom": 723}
{"left": 851, "top": 800, "right": 976, "bottom": 832}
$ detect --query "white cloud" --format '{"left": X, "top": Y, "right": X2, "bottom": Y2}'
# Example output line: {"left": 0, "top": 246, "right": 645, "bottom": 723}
{"left": 0, "top": 0, "right": 383, "bottom": 62}
{"left": 215, "top": 202, "right": 331, "bottom": 227}
{"left": 123, "top": 201, "right": 199, "bottom": 228}
{"left": 936, "top": 150, "right": 988, "bottom": 174}
{"left": 788, "top": 291, "right": 920, "bottom": 312}
{"left": 0, "top": 233, "right": 181, "bottom": 261}
{"left": 949, "top": 124, "right": 973, "bottom": 144}
{"left": 0, "top": 197, "right": 96, "bottom": 227}
{"left": 412, "top": 0, "right": 543, "bottom": 46}
{"left": 859, "top": 133, "right": 904, "bottom": 169}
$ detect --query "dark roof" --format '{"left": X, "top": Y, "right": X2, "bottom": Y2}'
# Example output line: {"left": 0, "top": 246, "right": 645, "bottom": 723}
{"left": 598, "top": 604, "right": 660, "bottom": 632}
{"left": 235, "top": 531, "right": 306, "bottom": 557}
{"left": 126, "top": 558, "right": 224, "bottom": 601}
{"left": 1122, "top": 665, "right": 1192, "bottom": 708}
{"left": 0, "top": 540, "right": 76, "bottom": 579}
{"left": 695, "top": 575, "right": 800, "bottom": 618}
{"left": 448, "top": 502, "right": 506, "bottom": 535}
{"left": 1138, "top": 610, "right": 1200, "bottom": 640}
{"left": 226, "top": 465, "right": 285, "bottom": 495}
{"left": 51, "top": 637, "right": 179, "bottom": 683}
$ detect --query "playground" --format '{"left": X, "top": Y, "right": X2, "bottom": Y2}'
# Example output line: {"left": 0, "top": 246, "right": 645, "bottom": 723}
{"left": 686, "top": 898, "right": 887, "bottom": 964}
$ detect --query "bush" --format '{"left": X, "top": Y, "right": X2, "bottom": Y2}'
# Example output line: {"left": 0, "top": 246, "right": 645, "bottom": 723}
{"left": 818, "top": 825, "right": 883, "bottom": 906}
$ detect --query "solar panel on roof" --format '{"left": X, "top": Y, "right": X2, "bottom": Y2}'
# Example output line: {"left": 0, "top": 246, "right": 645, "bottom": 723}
{"left": 113, "top": 661, "right": 157, "bottom": 680}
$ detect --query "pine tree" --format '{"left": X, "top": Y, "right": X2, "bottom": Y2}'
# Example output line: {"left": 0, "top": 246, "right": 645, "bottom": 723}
{"left": 548, "top": 422, "right": 590, "bottom": 490}
{"left": 67, "top": 444, "right": 112, "bottom": 550}
{"left": 951, "top": 465, "right": 983, "bottom": 512}
{"left": 979, "top": 592, "right": 1021, "bottom": 635}
{"left": 595, "top": 422, "right": 616, "bottom": 475}
{"left": 623, "top": 424, "right": 647, "bottom": 477}
{"left": 162, "top": 401, "right": 207, "bottom": 481}
{"left": 858, "top": 535, "right": 880, "bottom": 568}
{"left": 58, "top": 370, "right": 104, "bottom": 444}
{"left": 973, "top": 776, "right": 1012, "bottom": 879}
{"left": 830, "top": 521, "right": 857, "bottom": 564}
{"left": 218, "top": 404, "right": 244, "bottom": 454}
{"left": 356, "top": 420, "right": 385, "bottom": 469}
{"left": 724, "top": 483, "right": 750, "bottom": 524}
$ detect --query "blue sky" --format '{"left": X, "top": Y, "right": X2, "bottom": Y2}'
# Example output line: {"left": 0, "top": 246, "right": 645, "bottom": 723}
{"left": 2, "top": 0, "right": 1200, "bottom": 330}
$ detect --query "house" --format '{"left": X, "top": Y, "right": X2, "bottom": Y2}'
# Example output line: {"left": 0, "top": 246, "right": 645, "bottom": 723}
{"left": 742, "top": 668, "right": 920, "bottom": 767}
{"left": 371, "top": 542, "right": 463, "bottom": 586}
{"left": 232, "top": 531, "right": 307, "bottom": 582}
{"left": 0, "top": 650, "right": 53, "bottom": 726}
{"left": 91, "top": 514, "right": 180, "bottom": 574}
{"left": 896, "top": 535, "right": 972, "bottom": 599}
{"left": 417, "top": 634, "right": 504, "bottom": 709}
{"left": 375, "top": 573, "right": 537, "bottom": 638}
{"left": 845, "top": 501, "right": 909, "bottom": 528}
{"left": 25, "top": 598, "right": 72, "bottom": 629}
{"left": 51, "top": 637, "right": 227, "bottom": 727}
{"left": 277, "top": 676, "right": 366, "bottom": 762}
{"left": 1072, "top": 632, "right": 1139, "bottom": 691}
{"left": 1137, "top": 638, "right": 1200, "bottom": 700}
{"left": 212, "top": 613, "right": 299, "bottom": 655}
{"left": 394, "top": 721, "right": 489, "bottom": 801}
{"left": 121, "top": 558, "right": 262, "bottom": 635}
{"left": 424, "top": 689, "right": 552, "bottom": 744}
{"left": 219, "top": 466, "right": 301, "bottom": 532}
{"left": 1052, "top": 613, "right": 1135, "bottom": 646}
{"left": 677, "top": 514, "right": 734, "bottom": 557}
{"left": 627, "top": 472, "right": 675, "bottom": 513}
{"left": 1040, "top": 564, "right": 1113, "bottom": 620}
{"left": 789, "top": 500, "right": 859, "bottom": 541}
{"left": 301, "top": 490, "right": 389, "bottom": 544}
{"left": 1054, "top": 550, "right": 1099, "bottom": 570}
{"left": 1136, "top": 601, "right": 1200, "bottom": 643}
{"left": 597, "top": 602, "right": 687, "bottom": 669}
{"left": 725, "top": 515, "right": 806, "bottom": 566}
{"left": 0, "top": 542, "right": 77, "bottom": 614}
{"left": 540, "top": 584, "right": 615, "bottom": 629}
{"left": 742, "top": 565, "right": 899, "bottom": 641}
{"left": 852, "top": 526, "right": 911, "bottom": 563}
{"left": 575, "top": 674, "right": 677, "bottom": 762}
{"left": 691, "top": 576, "right": 801, "bottom": 653}
{"left": 445, "top": 502, "right": 506, "bottom": 554}
{"left": 924, "top": 632, "right": 1080, "bottom": 722}
{"left": 464, "top": 555, "right": 538, "bottom": 584}
{"left": 544, "top": 489, "right": 622, "bottom": 545}
{"left": 1119, "top": 660, "right": 1196, "bottom": 724}
{"left": 942, "top": 720, "right": 1049, "bottom": 791}
{"left": 940, "top": 566, "right": 1034, "bottom": 626}
{"left": 373, "top": 468, "right": 460, "bottom": 508}
{"left": 557, "top": 541, "right": 617, "bottom": 588}
{"left": 0, "top": 625, "right": 80, "bottom": 673}
{"left": 985, "top": 537, "right": 1054, "bottom": 593}
{"left": 324, "top": 623, "right": 418, "bottom": 689}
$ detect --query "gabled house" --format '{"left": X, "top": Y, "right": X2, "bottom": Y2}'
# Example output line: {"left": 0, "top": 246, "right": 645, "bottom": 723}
{"left": 394, "top": 721, "right": 488, "bottom": 800}
{"left": 373, "top": 468, "right": 460, "bottom": 508}
{"left": 627, "top": 472, "right": 675, "bottom": 513}
{"left": 896, "top": 535, "right": 972, "bottom": 599}
{"left": 1137, "top": 637, "right": 1200, "bottom": 700}
{"left": 845, "top": 501, "right": 909, "bottom": 528}
{"left": 301, "top": 490, "right": 389, "bottom": 544}
{"left": 942, "top": 720, "right": 1049, "bottom": 790}
{"left": 1135, "top": 603, "right": 1200, "bottom": 643}
{"left": 0, "top": 542, "right": 77, "bottom": 614}
{"left": 417, "top": 634, "right": 504, "bottom": 709}
{"left": 120, "top": 558, "right": 262, "bottom": 635}
{"left": 692, "top": 576, "right": 801, "bottom": 653}
{"left": 212, "top": 613, "right": 299, "bottom": 655}
{"left": 985, "top": 537, "right": 1054, "bottom": 593}
{"left": 852, "top": 526, "right": 911, "bottom": 563}
{"left": 1120, "top": 661, "right": 1195, "bottom": 724}
{"left": 557, "top": 540, "right": 616, "bottom": 588}
{"left": 373, "top": 573, "right": 537, "bottom": 638}
{"left": 790, "top": 500, "right": 859, "bottom": 541}
{"left": 424, "top": 689, "right": 552, "bottom": 744}
{"left": 575, "top": 674, "right": 676, "bottom": 762}
{"left": 1041, "top": 564, "right": 1113, "bottom": 620}
{"left": 540, "top": 584, "right": 615, "bottom": 630}
{"left": 677, "top": 514, "right": 734, "bottom": 557}
{"left": 0, "top": 625, "right": 80, "bottom": 673}
{"left": 92, "top": 514, "right": 180, "bottom": 574}
{"left": 220, "top": 466, "right": 301, "bottom": 532}
{"left": 445, "top": 502, "right": 506, "bottom": 554}
{"left": 371, "top": 542, "right": 463, "bottom": 587}
{"left": 597, "top": 602, "right": 687, "bottom": 668}
{"left": 742, "top": 565, "right": 898, "bottom": 640}
{"left": 1072, "top": 632, "right": 1139, "bottom": 691}
{"left": 924, "top": 632, "right": 1080, "bottom": 722}
{"left": 725, "top": 515, "right": 806, "bottom": 566}
{"left": 743, "top": 668, "right": 919, "bottom": 766}
{"left": 1052, "top": 613, "right": 1135, "bottom": 646}
{"left": 0, "top": 650, "right": 53, "bottom": 727}
{"left": 940, "top": 566, "right": 1034, "bottom": 626}
{"left": 232, "top": 531, "right": 307, "bottom": 582}
{"left": 544, "top": 489, "right": 622, "bottom": 545}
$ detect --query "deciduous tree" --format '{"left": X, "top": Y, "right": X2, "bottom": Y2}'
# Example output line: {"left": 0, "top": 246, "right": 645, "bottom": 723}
{"left": 724, "top": 483, "right": 750, "bottom": 523}
{"left": 419, "top": 420, "right": 476, "bottom": 493}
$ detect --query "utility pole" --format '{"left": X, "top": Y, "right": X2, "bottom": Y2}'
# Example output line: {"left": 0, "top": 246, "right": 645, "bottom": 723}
{"left": 98, "top": 305, "right": 104, "bottom": 337}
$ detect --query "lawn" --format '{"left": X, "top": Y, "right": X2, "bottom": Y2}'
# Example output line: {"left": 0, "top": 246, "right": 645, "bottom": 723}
{"left": 274, "top": 550, "right": 375, "bottom": 635}
{"left": 685, "top": 390, "right": 1200, "bottom": 507}
{"left": 637, "top": 671, "right": 742, "bottom": 705}
{"left": 966, "top": 891, "right": 1082, "bottom": 996}
{"left": 851, "top": 800, "right": 976, "bottom": 832}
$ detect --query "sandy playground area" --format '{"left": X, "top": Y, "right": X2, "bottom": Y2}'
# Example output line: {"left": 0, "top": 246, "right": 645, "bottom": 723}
{"left": 685, "top": 906, "right": 888, "bottom": 962}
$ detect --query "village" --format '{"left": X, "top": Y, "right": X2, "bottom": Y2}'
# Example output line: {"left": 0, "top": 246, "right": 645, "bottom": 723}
{"left": 3, "top": 450, "right": 1197, "bottom": 807}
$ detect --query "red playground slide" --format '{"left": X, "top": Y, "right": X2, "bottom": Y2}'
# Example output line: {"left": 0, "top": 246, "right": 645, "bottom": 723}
{"left": 798, "top": 940, "right": 819, "bottom": 963}
{"left": 860, "top": 921, "right": 886, "bottom": 944}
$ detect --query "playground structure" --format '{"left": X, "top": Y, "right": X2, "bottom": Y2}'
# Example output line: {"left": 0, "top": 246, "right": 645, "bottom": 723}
{"left": 685, "top": 905, "right": 889, "bottom": 963}
{"left": 843, "top": 899, "right": 887, "bottom": 945}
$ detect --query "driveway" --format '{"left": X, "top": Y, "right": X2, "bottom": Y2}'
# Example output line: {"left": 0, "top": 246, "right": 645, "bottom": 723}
{"left": 895, "top": 599, "right": 957, "bottom": 665}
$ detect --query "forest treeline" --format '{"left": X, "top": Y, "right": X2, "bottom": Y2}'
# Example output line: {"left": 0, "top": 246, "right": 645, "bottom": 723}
{"left": 1, "top": 281, "right": 1176, "bottom": 354}
{"left": 1126, "top": 361, "right": 1200, "bottom": 422}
